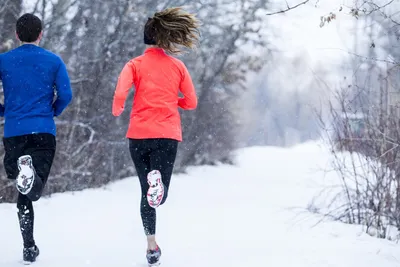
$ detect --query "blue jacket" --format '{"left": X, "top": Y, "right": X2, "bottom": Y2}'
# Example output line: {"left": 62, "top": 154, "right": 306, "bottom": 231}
{"left": 0, "top": 44, "right": 73, "bottom": 138}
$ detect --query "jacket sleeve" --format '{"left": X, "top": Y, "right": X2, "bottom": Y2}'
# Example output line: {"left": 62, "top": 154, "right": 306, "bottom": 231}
{"left": 112, "top": 61, "right": 135, "bottom": 117}
{"left": 53, "top": 59, "right": 73, "bottom": 116}
{"left": 178, "top": 64, "right": 197, "bottom": 110}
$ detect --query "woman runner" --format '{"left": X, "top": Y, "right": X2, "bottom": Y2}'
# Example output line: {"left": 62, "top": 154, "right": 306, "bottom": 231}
{"left": 112, "top": 7, "right": 199, "bottom": 266}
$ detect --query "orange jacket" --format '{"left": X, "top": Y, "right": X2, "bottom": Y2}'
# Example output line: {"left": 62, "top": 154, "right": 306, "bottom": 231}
{"left": 112, "top": 47, "right": 197, "bottom": 142}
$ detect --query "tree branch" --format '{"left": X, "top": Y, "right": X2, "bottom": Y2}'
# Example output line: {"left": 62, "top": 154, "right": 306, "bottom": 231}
{"left": 266, "top": 0, "right": 310, "bottom": 16}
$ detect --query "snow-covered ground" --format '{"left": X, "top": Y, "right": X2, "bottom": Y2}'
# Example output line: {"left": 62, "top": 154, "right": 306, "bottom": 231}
{"left": 1, "top": 141, "right": 399, "bottom": 266}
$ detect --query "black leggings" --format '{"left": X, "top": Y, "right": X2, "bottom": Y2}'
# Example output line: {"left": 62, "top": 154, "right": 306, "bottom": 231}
{"left": 3, "top": 134, "right": 56, "bottom": 248}
{"left": 129, "top": 138, "right": 178, "bottom": 236}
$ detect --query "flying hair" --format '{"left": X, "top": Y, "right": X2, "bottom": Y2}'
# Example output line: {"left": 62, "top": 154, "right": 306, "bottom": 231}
{"left": 144, "top": 7, "right": 200, "bottom": 54}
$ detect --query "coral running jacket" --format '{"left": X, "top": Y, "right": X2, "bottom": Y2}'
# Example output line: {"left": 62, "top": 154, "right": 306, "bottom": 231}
{"left": 112, "top": 47, "right": 197, "bottom": 141}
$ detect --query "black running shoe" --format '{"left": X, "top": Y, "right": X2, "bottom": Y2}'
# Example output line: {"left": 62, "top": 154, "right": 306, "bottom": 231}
{"left": 146, "top": 245, "right": 161, "bottom": 266}
{"left": 23, "top": 245, "right": 40, "bottom": 264}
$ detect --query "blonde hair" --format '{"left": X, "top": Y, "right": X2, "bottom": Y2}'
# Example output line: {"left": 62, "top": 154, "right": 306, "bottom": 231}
{"left": 144, "top": 7, "right": 200, "bottom": 54}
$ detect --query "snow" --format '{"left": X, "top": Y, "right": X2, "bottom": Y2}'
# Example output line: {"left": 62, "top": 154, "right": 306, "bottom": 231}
{"left": 1, "top": 141, "right": 399, "bottom": 266}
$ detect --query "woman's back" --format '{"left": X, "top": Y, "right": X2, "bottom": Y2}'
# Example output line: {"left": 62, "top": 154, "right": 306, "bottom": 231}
{"left": 113, "top": 47, "right": 197, "bottom": 141}
{"left": 133, "top": 47, "right": 182, "bottom": 113}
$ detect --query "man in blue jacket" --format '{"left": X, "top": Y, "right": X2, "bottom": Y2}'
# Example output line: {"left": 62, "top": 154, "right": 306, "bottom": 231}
{"left": 0, "top": 13, "right": 72, "bottom": 263}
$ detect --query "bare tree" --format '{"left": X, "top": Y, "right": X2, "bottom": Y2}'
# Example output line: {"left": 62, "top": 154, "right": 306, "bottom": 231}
{"left": 0, "top": 0, "right": 22, "bottom": 52}
{"left": 177, "top": 0, "right": 269, "bottom": 167}
{"left": 314, "top": 75, "right": 400, "bottom": 239}
{"left": 266, "top": 0, "right": 400, "bottom": 29}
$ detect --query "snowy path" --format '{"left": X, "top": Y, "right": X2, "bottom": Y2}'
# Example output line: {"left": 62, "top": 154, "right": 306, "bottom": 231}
{"left": 1, "top": 142, "right": 399, "bottom": 266}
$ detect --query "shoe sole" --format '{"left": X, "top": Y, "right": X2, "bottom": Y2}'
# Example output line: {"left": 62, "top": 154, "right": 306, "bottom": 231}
{"left": 146, "top": 170, "right": 164, "bottom": 208}
{"left": 16, "top": 156, "right": 35, "bottom": 195}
